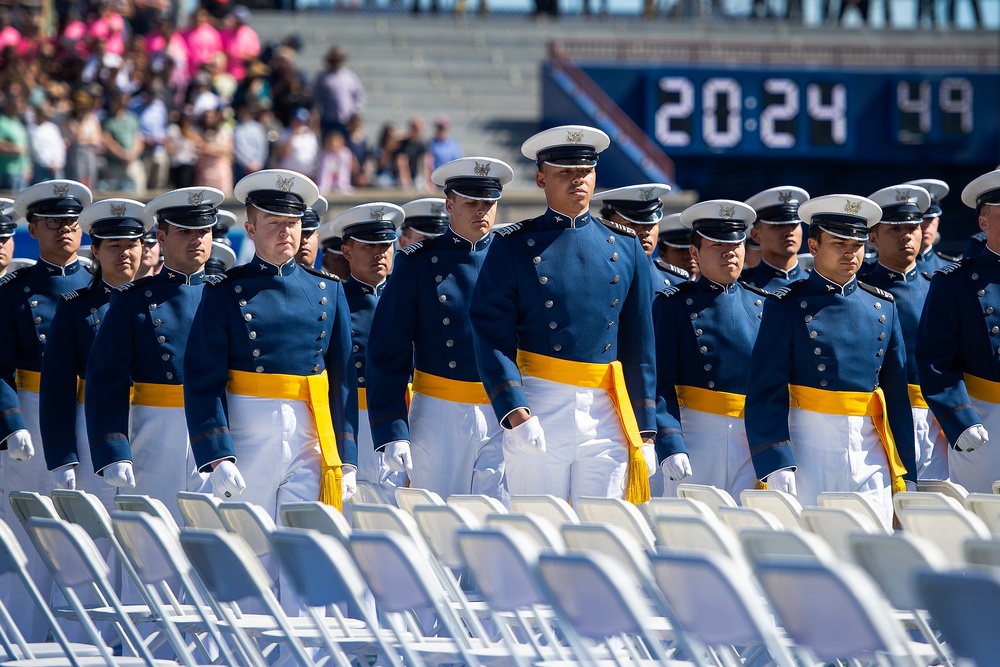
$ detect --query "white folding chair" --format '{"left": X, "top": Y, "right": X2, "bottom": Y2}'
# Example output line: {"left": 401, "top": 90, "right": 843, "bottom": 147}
{"left": 650, "top": 550, "right": 797, "bottom": 667}
{"left": 675, "top": 483, "right": 737, "bottom": 514}
{"left": 175, "top": 493, "right": 226, "bottom": 531}
{"left": 818, "top": 491, "right": 893, "bottom": 533}
{"left": 114, "top": 495, "right": 182, "bottom": 535}
{"left": 916, "top": 480, "right": 969, "bottom": 503}
{"left": 897, "top": 505, "right": 991, "bottom": 565}
{"left": 508, "top": 495, "right": 579, "bottom": 529}
{"left": 411, "top": 504, "right": 479, "bottom": 572}
{"left": 395, "top": 488, "right": 445, "bottom": 516}
{"left": 446, "top": 494, "right": 507, "bottom": 523}
{"left": 485, "top": 512, "right": 564, "bottom": 550}
{"left": 993, "top": 480, "right": 1000, "bottom": 495}
{"left": 963, "top": 537, "right": 1000, "bottom": 568}
{"left": 561, "top": 523, "right": 654, "bottom": 581}
{"left": 893, "top": 491, "right": 965, "bottom": 515}
{"left": 574, "top": 496, "right": 655, "bottom": 549}
{"left": 964, "top": 493, "right": 1000, "bottom": 536}
{"left": 756, "top": 558, "right": 924, "bottom": 666}
{"left": 739, "top": 489, "right": 803, "bottom": 529}
{"left": 353, "top": 480, "right": 392, "bottom": 505}
{"left": 739, "top": 527, "right": 837, "bottom": 567}
{"left": 217, "top": 501, "right": 277, "bottom": 564}
{"left": 917, "top": 569, "right": 1000, "bottom": 667}
{"left": 278, "top": 501, "right": 353, "bottom": 544}
{"left": 642, "top": 497, "right": 715, "bottom": 522}
{"left": 799, "top": 506, "right": 876, "bottom": 561}
{"left": 716, "top": 506, "right": 784, "bottom": 533}
{"left": 651, "top": 513, "right": 744, "bottom": 563}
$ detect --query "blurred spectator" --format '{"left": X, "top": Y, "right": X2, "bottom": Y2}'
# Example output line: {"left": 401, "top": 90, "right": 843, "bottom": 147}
{"left": 208, "top": 52, "right": 237, "bottom": 102}
{"left": 166, "top": 110, "right": 199, "bottom": 188}
{"left": 0, "top": 92, "right": 29, "bottom": 191}
{"left": 345, "top": 113, "right": 372, "bottom": 187}
{"left": 64, "top": 88, "right": 102, "bottom": 188}
{"left": 16, "top": 8, "right": 45, "bottom": 63}
{"left": 268, "top": 46, "right": 310, "bottom": 126}
{"left": 182, "top": 8, "right": 222, "bottom": 78}
{"left": 221, "top": 6, "right": 260, "bottom": 82}
{"left": 396, "top": 117, "right": 433, "bottom": 192}
{"left": 232, "top": 59, "right": 272, "bottom": 109}
{"left": 146, "top": 13, "right": 191, "bottom": 106}
{"left": 428, "top": 115, "right": 462, "bottom": 171}
{"left": 130, "top": 81, "right": 170, "bottom": 189}
{"left": 232, "top": 102, "right": 267, "bottom": 181}
{"left": 0, "top": 9, "right": 19, "bottom": 55}
{"left": 189, "top": 70, "right": 222, "bottom": 118}
{"left": 56, "top": 8, "right": 88, "bottom": 62}
{"left": 258, "top": 104, "right": 282, "bottom": 167}
{"left": 132, "top": 0, "right": 171, "bottom": 36}
{"left": 28, "top": 102, "right": 66, "bottom": 183}
{"left": 87, "top": 0, "right": 128, "bottom": 56}
{"left": 194, "top": 105, "right": 233, "bottom": 193}
{"left": 373, "top": 122, "right": 400, "bottom": 188}
{"left": 276, "top": 107, "right": 318, "bottom": 178}
{"left": 316, "top": 130, "right": 354, "bottom": 194}
{"left": 313, "top": 45, "right": 365, "bottom": 139}
{"left": 100, "top": 89, "right": 144, "bottom": 193}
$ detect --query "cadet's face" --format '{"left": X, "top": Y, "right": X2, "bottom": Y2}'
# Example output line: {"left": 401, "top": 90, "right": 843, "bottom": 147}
{"left": 691, "top": 239, "right": 744, "bottom": 285}
{"left": 245, "top": 211, "right": 301, "bottom": 266}
{"left": 919, "top": 216, "right": 939, "bottom": 253}
{"left": 750, "top": 222, "right": 801, "bottom": 259}
{"left": 980, "top": 205, "right": 1000, "bottom": 253}
{"left": 296, "top": 229, "right": 319, "bottom": 268}
{"left": 869, "top": 223, "right": 920, "bottom": 272}
{"left": 29, "top": 216, "right": 82, "bottom": 264}
{"left": 140, "top": 238, "right": 160, "bottom": 269}
{"left": 322, "top": 250, "right": 351, "bottom": 281}
{"left": 808, "top": 232, "right": 865, "bottom": 285}
{"left": 398, "top": 227, "right": 430, "bottom": 249}
{"left": 94, "top": 237, "right": 142, "bottom": 286}
{"left": 447, "top": 194, "right": 497, "bottom": 241}
{"left": 663, "top": 244, "right": 699, "bottom": 278}
{"left": 158, "top": 224, "right": 212, "bottom": 274}
{"left": 537, "top": 165, "right": 596, "bottom": 216}
{"left": 342, "top": 239, "right": 392, "bottom": 285}
{"left": 614, "top": 214, "right": 657, "bottom": 256}
{"left": 0, "top": 236, "right": 11, "bottom": 271}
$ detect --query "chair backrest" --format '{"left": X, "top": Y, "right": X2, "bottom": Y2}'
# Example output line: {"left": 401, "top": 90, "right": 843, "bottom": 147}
{"left": 353, "top": 480, "right": 392, "bottom": 505}
{"left": 739, "top": 489, "right": 803, "bottom": 529}
{"left": 892, "top": 491, "right": 965, "bottom": 515}
{"left": 456, "top": 527, "right": 546, "bottom": 612}
{"left": 412, "top": 504, "right": 479, "bottom": 570}
{"left": 270, "top": 529, "right": 369, "bottom": 609}
{"left": 50, "top": 489, "right": 114, "bottom": 542}
{"left": 351, "top": 503, "right": 426, "bottom": 543}
{"left": 278, "top": 501, "right": 352, "bottom": 543}
{"left": 642, "top": 497, "right": 715, "bottom": 522}
{"left": 395, "top": 487, "right": 445, "bottom": 516}
{"left": 217, "top": 501, "right": 277, "bottom": 559}
{"left": 916, "top": 569, "right": 1000, "bottom": 667}
{"left": 739, "top": 527, "right": 838, "bottom": 567}
{"left": 964, "top": 493, "right": 1000, "bottom": 536}
{"left": 561, "top": 523, "right": 653, "bottom": 581}
{"left": 651, "top": 513, "right": 743, "bottom": 562}
{"left": 897, "top": 505, "right": 991, "bottom": 565}
{"left": 485, "top": 512, "right": 564, "bottom": 550}
{"left": 817, "top": 492, "right": 893, "bottom": 533}
{"left": 799, "top": 506, "right": 876, "bottom": 561}
{"left": 963, "top": 538, "right": 1000, "bottom": 568}
{"left": 7, "top": 491, "right": 59, "bottom": 527}
{"left": 993, "top": 480, "right": 1000, "bottom": 496}
{"left": 447, "top": 494, "right": 507, "bottom": 523}
{"left": 176, "top": 492, "right": 227, "bottom": 530}
{"left": 716, "top": 506, "right": 785, "bottom": 533}
{"left": 113, "top": 494, "right": 181, "bottom": 534}
{"left": 509, "top": 495, "right": 580, "bottom": 528}
{"left": 574, "top": 496, "right": 655, "bottom": 549}
{"left": 675, "top": 483, "right": 737, "bottom": 513}
{"left": 916, "top": 480, "right": 969, "bottom": 503}
{"left": 847, "top": 532, "right": 947, "bottom": 612}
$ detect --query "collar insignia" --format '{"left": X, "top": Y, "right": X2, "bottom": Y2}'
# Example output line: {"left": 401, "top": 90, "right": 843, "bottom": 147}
{"left": 47, "top": 266, "right": 56, "bottom": 273}
{"left": 778, "top": 190, "right": 793, "bottom": 203}
{"left": 167, "top": 272, "right": 176, "bottom": 279}
{"left": 474, "top": 161, "right": 491, "bottom": 177}
{"left": 53, "top": 184, "right": 69, "bottom": 197}
{"left": 566, "top": 130, "right": 583, "bottom": 144}
{"left": 110, "top": 202, "right": 127, "bottom": 217}
{"left": 719, "top": 205, "right": 735, "bottom": 220}
{"left": 826, "top": 284, "right": 836, "bottom": 291}
{"left": 188, "top": 190, "right": 206, "bottom": 205}
{"left": 844, "top": 199, "right": 863, "bottom": 215}
{"left": 275, "top": 176, "right": 295, "bottom": 192}
{"left": 259, "top": 263, "right": 268, "bottom": 271}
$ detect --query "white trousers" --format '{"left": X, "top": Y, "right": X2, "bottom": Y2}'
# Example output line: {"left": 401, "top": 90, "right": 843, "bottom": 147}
{"left": 789, "top": 408, "right": 893, "bottom": 523}
{"left": 663, "top": 407, "right": 756, "bottom": 501}
{"left": 912, "top": 406, "right": 949, "bottom": 482}
{"left": 130, "top": 405, "right": 208, "bottom": 525}
{"left": 949, "top": 396, "right": 1000, "bottom": 493}
{"left": 356, "top": 408, "right": 405, "bottom": 500}
{"left": 409, "top": 393, "right": 506, "bottom": 502}
{"left": 504, "top": 376, "right": 628, "bottom": 503}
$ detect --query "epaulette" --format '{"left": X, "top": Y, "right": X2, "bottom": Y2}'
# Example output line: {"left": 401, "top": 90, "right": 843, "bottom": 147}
{"left": 934, "top": 258, "right": 973, "bottom": 276}
{"left": 937, "top": 251, "right": 960, "bottom": 262}
{"left": 739, "top": 281, "right": 772, "bottom": 298}
{"left": 301, "top": 265, "right": 340, "bottom": 281}
{"left": 771, "top": 280, "right": 808, "bottom": 300}
{"left": 598, "top": 217, "right": 637, "bottom": 238}
{"left": 0, "top": 266, "right": 29, "bottom": 288}
{"left": 204, "top": 274, "right": 227, "bottom": 285}
{"left": 61, "top": 286, "right": 93, "bottom": 302}
{"left": 397, "top": 240, "right": 427, "bottom": 256}
{"left": 655, "top": 281, "right": 695, "bottom": 299}
{"left": 858, "top": 281, "right": 894, "bottom": 302}
{"left": 653, "top": 258, "right": 689, "bottom": 279}
{"left": 494, "top": 218, "right": 534, "bottom": 238}
{"left": 112, "top": 275, "right": 155, "bottom": 293}
{"left": 972, "top": 231, "right": 987, "bottom": 242}
{"left": 921, "top": 272, "right": 934, "bottom": 281}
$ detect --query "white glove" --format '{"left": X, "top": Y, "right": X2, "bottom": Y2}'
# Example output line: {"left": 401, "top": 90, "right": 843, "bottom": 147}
{"left": 53, "top": 465, "right": 77, "bottom": 490}
{"left": 341, "top": 465, "right": 357, "bottom": 503}
{"left": 956, "top": 424, "right": 989, "bottom": 452}
{"left": 210, "top": 460, "right": 246, "bottom": 499}
{"left": 383, "top": 440, "right": 413, "bottom": 472}
{"left": 6, "top": 429, "right": 34, "bottom": 461}
{"left": 103, "top": 461, "right": 136, "bottom": 488}
{"left": 505, "top": 416, "right": 547, "bottom": 454}
{"left": 904, "top": 479, "right": 918, "bottom": 492}
{"left": 661, "top": 452, "right": 692, "bottom": 481}
{"left": 767, "top": 468, "right": 797, "bottom": 495}
{"left": 642, "top": 444, "right": 658, "bottom": 477}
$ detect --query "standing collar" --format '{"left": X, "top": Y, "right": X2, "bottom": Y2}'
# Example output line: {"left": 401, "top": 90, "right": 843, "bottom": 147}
{"left": 542, "top": 207, "right": 592, "bottom": 229}
{"left": 758, "top": 259, "right": 799, "bottom": 279}
{"left": 697, "top": 274, "right": 738, "bottom": 293}
{"left": 445, "top": 226, "right": 492, "bottom": 252}
{"left": 248, "top": 254, "right": 298, "bottom": 277}
{"left": 36, "top": 257, "right": 81, "bottom": 276}
{"left": 346, "top": 275, "right": 386, "bottom": 296}
{"left": 875, "top": 261, "right": 918, "bottom": 282}
{"left": 160, "top": 265, "right": 207, "bottom": 285}
{"left": 809, "top": 269, "right": 857, "bottom": 296}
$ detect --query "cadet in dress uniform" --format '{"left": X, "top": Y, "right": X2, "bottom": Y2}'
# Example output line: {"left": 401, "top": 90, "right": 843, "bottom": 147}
{"left": 184, "top": 169, "right": 358, "bottom": 520}
{"left": 917, "top": 170, "right": 1000, "bottom": 493}
{"left": 399, "top": 198, "right": 450, "bottom": 249}
{"left": 318, "top": 223, "right": 351, "bottom": 281}
{"left": 865, "top": 185, "right": 949, "bottom": 482}
{"left": 326, "top": 202, "right": 404, "bottom": 498}
{"left": 368, "top": 157, "right": 513, "bottom": 501}
{"left": 658, "top": 212, "right": 699, "bottom": 280}
{"left": 907, "top": 179, "right": 957, "bottom": 273}
{"left": 655, "top": 200, "right": 767, "bottom": 498}
{"left": 214, "top": 210, "right": 238, "bottom": 247}
{"left": 741, "top": 186, "right": 811, "bottom": 292}
{"left": 296, "top": 195, "right": 328, "bottom": 269}
{"left": 0, "top": 199, "right": 16, "bottom": 277}
{"left": 0, "top": 179, "right": 92, "bottom": 642}
{"left": 135, "top": 223, "right": 163, "bottom": 281}
{"left": 205, "top": 240, "right": 238, "bottom": 276}
{"left": 591, "top": 184, "right": 689, "bottom": 294}
{"left": 470, "top": 127, "right": 657, "bottom": 503}
{"left": 85, "top": 187, "right": 222, "bottom": 521}
{"left": 745, "top": 194, "right": 916, "bottom": 522}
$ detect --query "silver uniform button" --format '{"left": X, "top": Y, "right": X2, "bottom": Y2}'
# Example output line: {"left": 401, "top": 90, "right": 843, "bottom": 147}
{"left": 703, "top": 364, "right": 711, "bottom": 371}
{"left": 989, "top": 307, "right": 996, "bottom": 314}
{"left": 253, "top": 349, "right": 261, "bottom": 357}
{"left": 874, "top": 302, "right": 881, "bottom": 310}
{"left": 532, "top": 257, "right": 541, "bottom": 265}
{"left": 993, "top": 326, "right": 999, "bottom": 335}
{"left": 527, "top": 239, "right": 535, "bottom": 247}
{"left": 549, "top": 322, "right": 557, "bottom": 329}
{"left": 611, "top": 252, "right": 618, "bottom": 261}
{"left": 90, "top": 308, "right": 97, "bottom": 314}
{"left": 313, "top": 365, "right": 321, "bottom": 373}
{"left": 603, "top": 343, "right": 611, "bottom": 351}
{"left": 431, "top": 256, "right": 438, "bottom": 263}
{"left": 685, "top": 298, "right": 693, "bottom": 305}
{"left": 149, "top": 304, "right": 157, "bottom": 311}
{"left": 244, "top": 313, "right": 252, "bottom": 321}
{"left": 320, "top": 297, "right": 328, "bottom": 305}
{"left": 809, "top": 331, "right": 817, "bottom": 339}
{"left": 972, "top": 274, "right": 979, "bottom": 280}
{"left": 358, "top": 376, "right": 364, "bottom": 383}
{"left": 234, "top": 285, "right": 242, "bottom": 293}
{"left": 144, "top": 290, "right": 152, "bottom": 297}
{"left": 804, "top": 315, "right": 813, "bottom": 323}
{"left": 158, "top": 336, "right": 166, "bottom": 343}
{"left": 319, "top": 331, "right": 326, "bottom": 339}
{"left": 690, "top": 313, "right": 698, "bottom": 320}
{"left": 443, "top": 318, "right": 450, "bottom": 325}
{"left": 612, "top": 299, "right": 619, "bottom": 307}
{"left": 611, "top": 275, "right": 620, "bottom": 284}
{"left": 800, "top": 301, "right": 807, "bottom": 308}
{"left": 608, "top": 236, "right": 615, "bottom": 244}
{"left": 695, "top": 329, "right": 703, "bottom": 336}
{"left": 879, "top": 315, "right": 886, "bottom": 323}
{"left": 319, "top": 282, "right": 326, "bottom": 289}
{"left": 446, "top": 340, "right": 454, "bottom": 347}
{"left": 353, "top": 345, "right": 359, "bottom": 353}
{"left": 979, "top": 290, "right": 986, "bottom": 297}
{"left": 814, "top": 347, "right": 822, "bottom": 355}
{"left": 700, "top": 346, "right": 708, "bottom": 354}
{"left": 154, "top": 319, "right": 162, "bottom": 327}
{"left": 539, "top": 276, "right": 548, "bottom": 284}
{"left": 448, "top": 361, "right": 457, "bottom": 369}
{"left": 439, "top": 295, "right": 447, "bottom": 303}
{"left": 878, "top": 332, "right": 885, "bottom": 340}
{"left": 320, "top": 312, "right": 327, "bottom": 320}
{"left": 820, "top": 379, "right": 828, "bottom": 387}
{"left": 38, "top": 334, "right": 45, "bottom": 341}
{"left": 707, "top": 381, "right": 715, "bottom": 389}
{"left": 165, "top": 372, "right": 173, "bottom": 380}
{"left": 435, "top": 276, "right": 443, "bottom": 283}
{"left": 553, "top": 343, "right": 562, "bottom": 352}
{"left": 256, "top": 366, "right": 264, "bottom": 373}
{"left": 355, "top": 361, "right": 362, "bottom": 368}
{"left": 239, "top": 300, "right": 247, "bottom": 307}
{"left": 545, "top": 300, "right": 553, "bottom": 308}
{"left": 249, "top": 331, "right": 257, "bottom": 339}
{"left": 33, "top": 316, "right": 41, "bottom": 324}
{"left": 818, "top": 364, "right": 826, "bottom": 371}
{"left": 755, "top": 300, "right": 762, "bottom": 307}
{"left": 161, "top": 353, "right": 170, "bottom": 361}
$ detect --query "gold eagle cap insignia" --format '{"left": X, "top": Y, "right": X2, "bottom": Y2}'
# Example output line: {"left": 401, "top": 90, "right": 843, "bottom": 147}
{"left": 53, "top": 184, "right": 70, "bottom": 197}
{"left": 369, "top": 207, "right": 386, "bottom": 221}
{"left": 109, "top": 202, "right": 127, "bottom": 217}
{"left": 188, "top": 191, "right": 206, "bottom": 205}
{"left": 895, "top": 189, "right": 912, "bottom": 203}
{"left": 566, "top": 130, "right": 584, "bottom": 144}
{"left": 474, "top": 161, "right": 491, "bottom": 177}
{"left": 844, "top": 199, "right": 864, "bottom": 215}
{"left": 719, "top": 205, "right": 736, "bottom": 220}
{"left": 275, "top": 176, "right": 295, "bottom": 192}
{"left": 640, "top": 188, "right": 654, "bottom": 201}
{"left": 430, "top": 203, "right": 445, "bottom": 216}
{"left": 778, "top": 190, "right": 794, "bottom": 204}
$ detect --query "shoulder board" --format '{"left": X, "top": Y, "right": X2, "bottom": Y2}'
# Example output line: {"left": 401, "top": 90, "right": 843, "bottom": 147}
{"left": 0, "top": 267, "right": 29, "bottom": 287}
{"left": 204, "top": 274, "right": 227, "bottom": 285}
{"left": 858, "top": 281, "right": 894, "bottom": 302}
{"left": 112, "top": 275, "right": 155, "bottom": 293}
{"left": 598, "top": 217, "right": 636, "bottom": 238}
{"left": 655, "top": 281, "right": 695, "bottom": 300}
{"left": 937, "top": 251, "right": 960, "bottom": 262}
{"left": 494, "top": 218, "right": 535, "bottom": 238}
{"left": 398, "top": 240, "right": 427, "bottom": 256}
{"left": 739, "top": 281, "right": 772, "bottom": 298}
{"left": 771, "top": 280, "right": 808, "bottom": 300}
{"left": 653, "top": 258, "right": 689, "bottom": 279}
{"left": 934, "top": 258, "right": 973, "bottom": 276}
{"left": 301, "top": 265, "right": 340, "bottom": 281}
{"left": 61, "top": 286, "right": 93, "bottom": 302}
{"left": 972, "top": 231, "right": 987, "bottom": 242}
{"left": 921, "top": 272, "right": 934, "bottom": 281}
